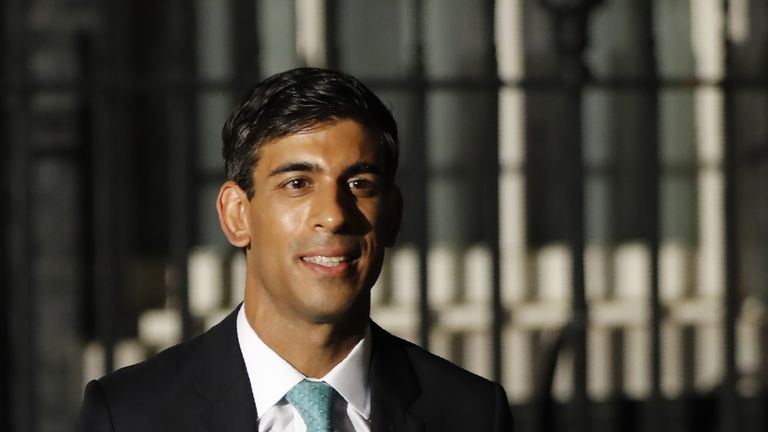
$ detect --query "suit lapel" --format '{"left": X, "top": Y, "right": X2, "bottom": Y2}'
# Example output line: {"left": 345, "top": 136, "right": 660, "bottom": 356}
{"left": 369, "top": 323, "right": 424, "bottom": 432}
{"left": 186, "top": 310, "right": 427, "bottom": 431}
{"left": 192, "top": 306, "right": 258, "bottom": 431}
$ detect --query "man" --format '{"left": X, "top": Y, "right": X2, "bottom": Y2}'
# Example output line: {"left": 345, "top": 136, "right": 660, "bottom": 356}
{"left": 80, "top": 67, "right": 512, "bottom": 431}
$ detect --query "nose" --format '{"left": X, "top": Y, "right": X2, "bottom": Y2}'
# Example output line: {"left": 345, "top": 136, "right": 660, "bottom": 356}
{"left": 309, "top": 183, "right": 347, "bottom": 233}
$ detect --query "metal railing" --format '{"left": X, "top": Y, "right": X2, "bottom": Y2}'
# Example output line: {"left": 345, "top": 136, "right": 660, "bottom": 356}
{"left": 3, "top": 1, "right": 767, "bottom": 431}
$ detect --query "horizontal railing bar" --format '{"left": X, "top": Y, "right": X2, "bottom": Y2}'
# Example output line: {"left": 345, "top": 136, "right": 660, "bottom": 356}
{"left": 3, "top": 77, "right": 768, "bottom": 94}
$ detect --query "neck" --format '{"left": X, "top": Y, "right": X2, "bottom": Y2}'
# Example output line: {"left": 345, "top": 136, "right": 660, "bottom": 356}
{"left": 243, "top": 293, "right": 369, "bottom": 378}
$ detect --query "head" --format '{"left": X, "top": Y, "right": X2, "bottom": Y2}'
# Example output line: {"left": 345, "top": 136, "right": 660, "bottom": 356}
{"left": 222, "top": 67, "right": 399, "bottom": 199}
{"left": 216, "top": 68, "right": 402, "bottom": 332}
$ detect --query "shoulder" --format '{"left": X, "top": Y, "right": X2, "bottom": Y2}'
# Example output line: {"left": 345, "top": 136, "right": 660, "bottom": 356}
{"left": 85, "top": 330, "right": 207, "bottom": 421}
{"left": 80, "top": 336, "right": 203, "bottom": 431}
{"left": 80, "top": 308, "right": 242, "bottom": 431}
{"left": 95, "top": 307, "right": 240, "bottom": 399}
{"left": 373, "top": 323, "right": 498, "bottom": 392}
{"left": 98, "top": 335, "right": 200, "bottom": 400}
{"left": 370, "top": 324, "right": 512, "bottom": 430}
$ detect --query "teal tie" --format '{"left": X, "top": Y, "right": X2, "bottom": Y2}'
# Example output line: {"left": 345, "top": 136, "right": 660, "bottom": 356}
{"left": 285, "top": 380, "right": 336, "bottom": 432}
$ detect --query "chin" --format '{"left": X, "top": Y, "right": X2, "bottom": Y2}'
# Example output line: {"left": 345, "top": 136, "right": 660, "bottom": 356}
{"left": 305, "top": 294, "right": 370, "bottom": 326}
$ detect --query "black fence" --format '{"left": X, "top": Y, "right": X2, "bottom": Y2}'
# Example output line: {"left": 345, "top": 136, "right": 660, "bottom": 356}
{"left": 3, "top": 1, "right": 768, "bottom": 431}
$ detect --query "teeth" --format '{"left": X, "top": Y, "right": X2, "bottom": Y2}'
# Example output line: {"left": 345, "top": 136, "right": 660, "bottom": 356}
{"left": 302, "top": 256, "right": 347, "bottom": 267}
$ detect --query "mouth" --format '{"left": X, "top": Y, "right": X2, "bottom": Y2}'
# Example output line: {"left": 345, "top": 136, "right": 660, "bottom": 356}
{"left": 299, "top": 245, "right": 360, "bottom": 277}
{"left": 300, "top": 255, "right": 350, "bottom": 267}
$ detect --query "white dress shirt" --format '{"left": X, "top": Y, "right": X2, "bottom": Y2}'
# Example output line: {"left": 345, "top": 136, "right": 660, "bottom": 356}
{"left": 236, "top": 307, "right": 372, "bottom": 431}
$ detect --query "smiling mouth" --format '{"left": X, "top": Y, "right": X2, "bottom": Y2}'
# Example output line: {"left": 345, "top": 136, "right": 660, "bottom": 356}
{"left": 301, "top": 255, "right": 350, "bottom": 267}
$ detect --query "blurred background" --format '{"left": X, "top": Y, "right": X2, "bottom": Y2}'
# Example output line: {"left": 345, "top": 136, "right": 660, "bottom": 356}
{"left": 2, "top": 0, "right": 768, "bottom": 431}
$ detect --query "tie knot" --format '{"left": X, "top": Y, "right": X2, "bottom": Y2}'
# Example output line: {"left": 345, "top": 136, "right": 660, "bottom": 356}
{"left": 286, "top": 380, "right": 335, "bottom": 432}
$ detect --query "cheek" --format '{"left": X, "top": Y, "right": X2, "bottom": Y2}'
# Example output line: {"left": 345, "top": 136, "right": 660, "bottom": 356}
{"left": 367, "top": 205, "right": 388, "bottom": 234}
{"left": 270, "top": 203, "right": 311, "bottom": 244}
{"left": 251, "top": 201, "right": 309, "bottom": 244}
{"left": 280, "top": 204, "right": 310, "bottom": 230}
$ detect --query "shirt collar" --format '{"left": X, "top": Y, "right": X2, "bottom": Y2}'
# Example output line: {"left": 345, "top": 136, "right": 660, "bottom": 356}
{"left": 236, "top": 306, "right": 371, "bottom": 420}
{"left": 323, "top": 324, "right": 371, "bottom": 419}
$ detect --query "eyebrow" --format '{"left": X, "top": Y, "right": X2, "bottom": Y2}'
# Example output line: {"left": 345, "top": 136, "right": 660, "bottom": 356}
{"left": 267, "top": 161, "right": 385, "bottom": 178}
{"left": 342, "top": 161, "right": 385, "bottom": 178}
{"left": 268, "top": 162, "right": 320, "bottom": 177}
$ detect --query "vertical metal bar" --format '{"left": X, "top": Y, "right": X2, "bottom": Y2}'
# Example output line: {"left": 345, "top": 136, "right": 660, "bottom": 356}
{"left": 565, "top": 65, "right": 589, "bottom": 432}
{"left": 558, "top": 12, "right": 589, "bottom": 432}
{"left": 548, "top": 4, "right": 597, "bottom": 431}
{"left": 168, "top": 0, "right": 197, "bottom": 340}
{"left": 486, "top": 0, "right": 503, "bottom": 385}
{"left": 76, "top": 30, "right": 96, "bottom": 373}
{"left": 637, "top": 2, "right": 663, "bottom": 431}
{"left": 324, "top": 0, "right": 339, "bottom": 70}
{"left": 5, "top": 0, "right": 36, "bottom": 427}
{"left": 8, "top": 90, "right": 35, "bottom": 432}
{"left": 1, "top": 4, "right": 10, "bottom": 430}
{"left": 720, "top": 1, "right": 740, "bottom": 430}
{"left": 233, "top": 0, "right": 260, "bottom": 83}
{"left": 537, "top": 3, "right": 600, "bottom": 430}
{"left": 413, "top": 0, "right": 430, "bottom": 350}
{"left": 82, "top": 31, "right": 117, "bottom": 374}
{"left": 0, "top": 99, "right": 9, "bottom": 432}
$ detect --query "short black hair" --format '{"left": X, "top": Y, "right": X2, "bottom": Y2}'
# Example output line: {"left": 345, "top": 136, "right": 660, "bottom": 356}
{"left": 222, "top": 67, "right": 399, "bottom": 198}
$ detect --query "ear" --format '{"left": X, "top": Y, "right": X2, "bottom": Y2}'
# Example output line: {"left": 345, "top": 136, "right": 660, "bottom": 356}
{"left": 216, "top": 181, "right": 251, "bottom": 248}
{"left": 382, "top": 185, "right": 403, "bottom": 248}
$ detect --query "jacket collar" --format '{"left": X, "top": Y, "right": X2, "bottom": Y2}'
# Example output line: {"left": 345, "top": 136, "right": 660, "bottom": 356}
{"left": 193, "top": 305, "right": 258, "bottom": 431}
{"left": 369, "top": 322, "right": 425, "bottom": 432}
{"left": 188, "top": 307, "right": 425, "bottom": 432}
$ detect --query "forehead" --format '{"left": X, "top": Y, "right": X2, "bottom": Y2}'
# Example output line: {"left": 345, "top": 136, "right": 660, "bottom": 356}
{"left": 255, "top": 119, "right": 385, "bottom": 169}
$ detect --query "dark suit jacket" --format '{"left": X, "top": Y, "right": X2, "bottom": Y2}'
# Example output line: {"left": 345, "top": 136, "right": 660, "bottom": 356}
{"left": 80, "top": 307, "right": 512, "bottom": 431}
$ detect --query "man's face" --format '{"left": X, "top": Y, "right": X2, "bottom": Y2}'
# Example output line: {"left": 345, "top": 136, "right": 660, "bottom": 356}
{"left": 238, "top": 119, "right": 400, "bottom": 326}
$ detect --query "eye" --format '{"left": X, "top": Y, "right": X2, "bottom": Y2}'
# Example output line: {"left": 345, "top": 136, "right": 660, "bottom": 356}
{"left": 347, "top": 178, "right": 379, "bottom": 197}
{"left": 282, "top": 177, "right": 311, "bottom": 192}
